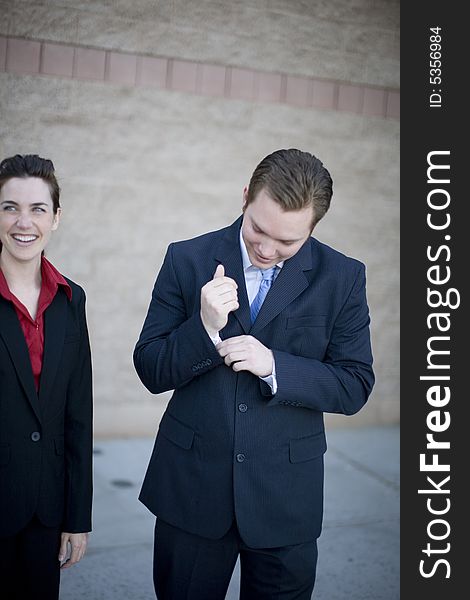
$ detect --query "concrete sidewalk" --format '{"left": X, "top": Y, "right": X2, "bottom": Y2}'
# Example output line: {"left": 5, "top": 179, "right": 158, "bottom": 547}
{"left": 59, "top": 425, "right": 399, "bottom": 600}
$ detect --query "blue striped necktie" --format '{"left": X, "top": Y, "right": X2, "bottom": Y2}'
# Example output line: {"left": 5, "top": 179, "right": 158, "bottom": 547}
{"left": 250, "top": 267, "right": 277, "bottom": 323}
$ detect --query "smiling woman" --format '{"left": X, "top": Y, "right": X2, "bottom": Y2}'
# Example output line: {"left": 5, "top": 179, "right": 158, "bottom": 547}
{"left": 0, "top": 176, "right": 60, "bottom": 270}
{"left": 0, "top": 155, "right": 93, "bottom": 600}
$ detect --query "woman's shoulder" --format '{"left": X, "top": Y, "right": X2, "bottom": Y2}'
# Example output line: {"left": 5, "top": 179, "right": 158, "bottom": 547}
{"left": 63, "top": 276, "right": 87, "bottom": 303}
{"left": 42, "top": 257, "right": 87, "bottom": 302}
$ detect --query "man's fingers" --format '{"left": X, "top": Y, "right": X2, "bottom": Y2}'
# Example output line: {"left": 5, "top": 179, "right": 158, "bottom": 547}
{"left": 200, "top": 270, "right": 239, "bottom": 335}
{"left": 213, "top": 264, "right": 225, "bottom": 279}
{"left": 212, "top": 265, "right": 237, "bottom": 290}
{"left": 217, "top": 335, "right": 272, "bottom": 377}
{"left": 205, "top": 265, "right": 237, "bottom": 292}
{"left": 217, "top": 336, "right": 248, "bottom": 354}
{"left": 223, "top": 350, "right": 246, "bottom": 366}
{"left": 231, "top": 360, "right": 248, "bottom": 372}
{"left": 208, "top": 283, "right": 238, "bottom": 298}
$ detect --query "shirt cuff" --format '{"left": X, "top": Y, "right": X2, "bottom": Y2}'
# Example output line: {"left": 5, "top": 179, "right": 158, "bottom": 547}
{"left": 260, "top": 357, "right": 277, "bottom": 394}
{"left": 209, "top": 332, "right": 222, "bottom": 346}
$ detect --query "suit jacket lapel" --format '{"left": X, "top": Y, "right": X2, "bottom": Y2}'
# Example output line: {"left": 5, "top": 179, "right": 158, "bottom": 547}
{"left": 39, "top": 290, "right": 67, "bottom": 407}
{"left": 215, "top": 216, "right": 252, "bottom": 335}
{"left": 0, "top": 297, "right": 42, "bottom": 422}
{"left": 250, "top": 237, "right": 314, "bottom": 335}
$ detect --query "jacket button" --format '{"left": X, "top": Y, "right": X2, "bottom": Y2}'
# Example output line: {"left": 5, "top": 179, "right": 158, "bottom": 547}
{"left": 236, "top": 453, "right": 245, "bottom": 463}
{"left": 31, "top": 431, "right": 41, "bottom": 442}
{"left": 238, "top": 403, "right": 248, "bottom": 412}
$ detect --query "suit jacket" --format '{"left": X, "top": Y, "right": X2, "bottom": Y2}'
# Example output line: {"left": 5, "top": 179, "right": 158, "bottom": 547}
{"left": 0, "top": 279, "right": 93, "bottom": 538}
{"left": 134, "top": 216, "right": 374, "bottom": 548}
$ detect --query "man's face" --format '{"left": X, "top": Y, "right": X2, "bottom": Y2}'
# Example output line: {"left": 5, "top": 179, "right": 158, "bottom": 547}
{"left": 241, "top": 188, "right": 314, "bottom": 269}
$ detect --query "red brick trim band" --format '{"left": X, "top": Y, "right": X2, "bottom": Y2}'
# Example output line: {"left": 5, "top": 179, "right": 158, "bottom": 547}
{"left": 0, "top": 35, "right": 399, "bottom": 120}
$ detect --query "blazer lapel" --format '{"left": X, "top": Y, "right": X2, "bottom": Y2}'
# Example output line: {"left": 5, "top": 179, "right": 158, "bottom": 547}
{"left": 39, "top": 290, "right": 67, "bottom": 407}
{"left": 0, "top": 297, "right": 42, "bottom": 422}
{"left": 215, "top": 216, "right": 252, "bottom": 335}
{"left": 250, "top": 237, "right": 314, "bottom": 335}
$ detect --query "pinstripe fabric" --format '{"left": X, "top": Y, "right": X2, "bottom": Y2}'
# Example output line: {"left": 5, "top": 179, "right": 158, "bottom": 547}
{"left": 134, "top": 216, "right": 374, "bottom": 549}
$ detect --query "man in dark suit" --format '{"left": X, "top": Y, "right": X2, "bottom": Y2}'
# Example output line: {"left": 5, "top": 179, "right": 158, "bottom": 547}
{"left": 133, "top": 148, "right": 374, "bottom": 599}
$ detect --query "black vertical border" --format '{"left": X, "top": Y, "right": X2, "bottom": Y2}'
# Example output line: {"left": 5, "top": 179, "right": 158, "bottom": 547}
{"left": 401, "top": 3, "right": 466, "bottom": 598}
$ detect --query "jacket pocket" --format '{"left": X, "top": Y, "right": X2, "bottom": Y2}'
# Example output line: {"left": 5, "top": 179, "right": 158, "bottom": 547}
{"left": 286, "top": 316, "right": 327, "bottom": 328}
{"left": 159, "top": 413, "right": 195, "bottom": 450}
{"left": 0, "top": 443, "right": 11, "bottom": 466}
{"left": 289, "top": 432, "right": 327, "bottom": 463}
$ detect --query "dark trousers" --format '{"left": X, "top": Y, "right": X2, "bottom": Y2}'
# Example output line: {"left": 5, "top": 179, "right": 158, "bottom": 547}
{"left": 154, "top": 519, "right": 318, "bottom": 600}
{"left": 0, "top": 515, "right": 61, "bottom": 600}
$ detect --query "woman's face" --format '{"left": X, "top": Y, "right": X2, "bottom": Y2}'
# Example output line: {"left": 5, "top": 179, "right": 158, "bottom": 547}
{"left": 0, "top": 177, "right": 60, "bottom": 266}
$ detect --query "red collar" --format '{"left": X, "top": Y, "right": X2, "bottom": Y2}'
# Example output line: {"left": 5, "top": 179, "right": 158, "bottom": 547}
{"left": 0, "top": 256, "right": 72, "bottom": 312}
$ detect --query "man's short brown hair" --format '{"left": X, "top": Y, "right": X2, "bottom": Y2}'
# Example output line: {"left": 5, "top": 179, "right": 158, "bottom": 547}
{"left": 245, "top": 149, "right": 333, "bottom": 226}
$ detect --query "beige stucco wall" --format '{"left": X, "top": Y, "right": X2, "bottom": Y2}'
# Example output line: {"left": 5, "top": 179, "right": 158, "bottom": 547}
{"left": 0, "top": 0, "right": 399, "bottom": 437}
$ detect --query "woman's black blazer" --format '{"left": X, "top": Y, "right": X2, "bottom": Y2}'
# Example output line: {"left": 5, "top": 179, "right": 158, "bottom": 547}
{"left": 0, "top": 279, "right": 92, "bottom": 538}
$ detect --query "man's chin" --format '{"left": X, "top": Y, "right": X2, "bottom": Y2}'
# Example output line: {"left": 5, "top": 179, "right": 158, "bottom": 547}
{"left": 253, "top": 258, "right": 277, "bottom": 269}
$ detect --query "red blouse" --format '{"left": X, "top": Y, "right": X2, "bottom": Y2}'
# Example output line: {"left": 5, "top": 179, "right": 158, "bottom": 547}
{"left": 0, "top": 257, "right": 72, "bottom": 390}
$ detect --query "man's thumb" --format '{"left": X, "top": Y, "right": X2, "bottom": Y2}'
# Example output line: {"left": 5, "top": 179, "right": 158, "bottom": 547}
{"left": 214, "top": 264, "right": 225, "bottom": 279}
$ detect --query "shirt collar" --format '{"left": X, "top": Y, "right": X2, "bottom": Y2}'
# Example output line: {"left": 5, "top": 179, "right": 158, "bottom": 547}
{"left": 0, "top": 256, "right": 72, "bottom": 303}
{"left": 239, "top": 226, "right": 284, "bottom": 273}
{"left": 0, "top": 268, "right": 12, "bottom": 302}
{"left": 41, "top": 256, "right": 72, "bottom": 301}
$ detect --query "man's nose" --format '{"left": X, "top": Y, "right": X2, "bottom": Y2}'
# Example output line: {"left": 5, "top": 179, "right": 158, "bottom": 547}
{"left": 259, "top": 240, "right": 276, "bottom": 258}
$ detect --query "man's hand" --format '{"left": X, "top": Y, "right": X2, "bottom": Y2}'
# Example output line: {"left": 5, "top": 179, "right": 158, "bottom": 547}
{"left": 59, "top": 532, "right": 89, "bottom": 569}
{"left": 217, "top": 335, "right": 274, "bottom": 377}
{"left": 200, "top": 265, "right": 239, "bottom": 337}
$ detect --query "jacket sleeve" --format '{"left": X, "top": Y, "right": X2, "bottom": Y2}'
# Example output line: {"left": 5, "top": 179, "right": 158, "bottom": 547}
{"left": 63, "top": 288, "right": 93, "bottom": 533}
{"left": 133, "top": 244, "right": 224, "bottom": 394}
{"left": 265, "top": 263, "right": 375, "bottom": 415}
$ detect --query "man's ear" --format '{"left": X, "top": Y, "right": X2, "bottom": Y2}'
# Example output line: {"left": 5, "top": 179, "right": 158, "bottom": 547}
{"left": 242, "top": 187, "right": 249, "bottom": 212}
{"left": 309, "top": 211, "right": 318, "bottom": 235}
